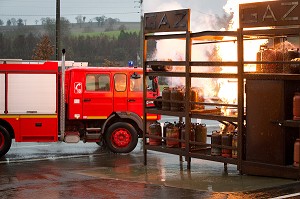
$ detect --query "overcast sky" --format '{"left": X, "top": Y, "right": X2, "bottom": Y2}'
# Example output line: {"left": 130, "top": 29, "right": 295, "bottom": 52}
{"left": 0, "top": 0, "right": 227, "bottom": 25}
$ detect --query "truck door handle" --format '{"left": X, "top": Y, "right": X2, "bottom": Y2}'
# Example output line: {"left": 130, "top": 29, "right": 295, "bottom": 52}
{"left": 83, "top": 98, "right": 91, "bottom": 102}
{"left": 128, "top": 99, "right": 135, "bottom": 102}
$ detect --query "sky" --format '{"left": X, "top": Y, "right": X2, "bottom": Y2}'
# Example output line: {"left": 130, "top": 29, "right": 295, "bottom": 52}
{"left": 0, "top": 0, "right": 227, "bottom": 25}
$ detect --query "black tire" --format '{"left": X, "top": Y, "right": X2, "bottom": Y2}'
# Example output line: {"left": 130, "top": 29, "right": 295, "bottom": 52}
{"left": 105, "top": 122, "right": 138, "bottom": 153}
{"left": 0, "top": 126, "right": 12, "bottom": 157}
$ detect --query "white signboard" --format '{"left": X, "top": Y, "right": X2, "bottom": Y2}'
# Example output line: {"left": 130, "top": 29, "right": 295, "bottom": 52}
{"left": 0, "top": 74, "right": 5, "bottom": 113}
{"left": 8, "top": 74, "right": 57, "bottom": 114}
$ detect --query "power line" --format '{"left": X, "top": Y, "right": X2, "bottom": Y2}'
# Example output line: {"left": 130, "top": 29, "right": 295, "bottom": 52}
{"left": 0, "top": 12, "right": 140, "bottom": 17}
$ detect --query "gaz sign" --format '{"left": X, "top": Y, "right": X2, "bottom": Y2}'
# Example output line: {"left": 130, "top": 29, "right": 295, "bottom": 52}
{"left": 144, "top": 9, "right": 190, "bottom": 33}
{"left": 240, "top": 1, "right": 300, "bottom": 28}
{"left": 74, "top": 82, "right": 82, "bottom": 94}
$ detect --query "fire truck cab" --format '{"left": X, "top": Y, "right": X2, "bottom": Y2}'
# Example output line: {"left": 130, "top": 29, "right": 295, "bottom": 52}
{"left": 0, "top": 61, "right": 160, "bottom": 157}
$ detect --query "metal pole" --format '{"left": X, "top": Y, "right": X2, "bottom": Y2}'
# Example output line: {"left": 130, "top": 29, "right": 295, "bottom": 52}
{"left": 60, "top": 49, "right": 66, "bottom": 141}
{"left": 139, "top": 0, "right": 143, "bottom": 66}
{"left": 56, "top": 0, "right": 61, "bottom": 60}
{"left": 237, "top": 28, "right": 244, "bottom": 173}
{"left": 143, "top": 31, "right": 148, "bottom": 166}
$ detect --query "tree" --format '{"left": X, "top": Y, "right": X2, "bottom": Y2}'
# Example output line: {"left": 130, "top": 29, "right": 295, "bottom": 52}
{"left": 118, "top": 24, "right": 127, "bottom": 31}
{"left": 105, "top": 18, "right": 119, "bottom": 31}
{"left": 102, "top": 59, "right": 121, "bottom": 67}
{"left": 41, "top": 17, "right": 56, "bottom": 43}
{"left": 17, "top": 18, "right": 24, "bottom": 26}
{"left": 0, "top": 19, "right": 3, "bottom": 26}
{"left": 11, "top": 18, "right": 16, "bottom": 26}
{"left": 6, "top": 19, "right": 11, "bottom": 26}
{"left": 75, "top": 15, "right": 83, "bottom": 28}
{"left": 95, "top": 16, "right": 106, "bottom": 27}
{"left": 32, "top": 35, "right": 54, "bottom": 60}
{"left": 60, "top": 17, "right": 71, "bottom": 38}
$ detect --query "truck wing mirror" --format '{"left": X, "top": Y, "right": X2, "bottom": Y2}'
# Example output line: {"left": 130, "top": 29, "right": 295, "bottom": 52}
{"left": 148, "top": 76, "right": 155, "bottom": 80}
{"left": 130, "top": 72, "right": 141, "bottom": 79}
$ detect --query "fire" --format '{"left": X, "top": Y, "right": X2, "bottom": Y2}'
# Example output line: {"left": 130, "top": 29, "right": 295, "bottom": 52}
{"left": 216, "top": 0, "right": 272, "bottom": 115}
{"left": 148, "top": 0, "right": 275, "bottom": 115}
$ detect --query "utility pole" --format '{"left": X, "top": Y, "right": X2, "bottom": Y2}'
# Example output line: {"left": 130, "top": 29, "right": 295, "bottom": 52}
{"left": 140, "top": 0, "right": 143, "bottom": 67}
{"left": 56, "top": 0, "right": 61, "bottom": 60}
{"left": 135, "top": 0, "right": 143, "bottom": 66}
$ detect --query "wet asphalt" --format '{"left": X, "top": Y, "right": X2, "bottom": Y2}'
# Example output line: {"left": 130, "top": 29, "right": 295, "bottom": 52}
{"left": 1, "top": 140, "right": 300, "bottom": 199}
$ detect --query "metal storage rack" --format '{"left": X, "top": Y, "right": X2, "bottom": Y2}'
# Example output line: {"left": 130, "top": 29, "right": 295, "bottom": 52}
{"left": 142, "top": 4, "right": 300, "bottom": 179}
{"left": 142, "top": 9, "right": 244, "bottom": 170}
{"left": 240, "top": 27, "right": 300, "bottom": 179}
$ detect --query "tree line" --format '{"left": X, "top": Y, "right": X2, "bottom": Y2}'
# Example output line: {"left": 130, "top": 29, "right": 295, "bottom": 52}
{"left": 0, "top": 15, "right": 120, "bottom": 27}
{"left": 0, "top": 17, "right": 155, "bottom": 66}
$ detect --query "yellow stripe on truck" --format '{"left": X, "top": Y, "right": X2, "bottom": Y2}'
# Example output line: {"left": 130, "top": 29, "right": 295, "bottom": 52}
{"left": 141, "top": 116, "right": 158, "bottom": 120}
{"left": 86, "top": 116, "right": 108, "bottom": 119}
{"left": 0, "top": 114, "right": 57, "bottom": 119}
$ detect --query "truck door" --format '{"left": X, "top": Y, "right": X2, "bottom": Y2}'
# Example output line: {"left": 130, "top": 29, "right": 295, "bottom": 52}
{"left": 113, "top": 73, "right": 127, "bottom": 111}
{"left": 127, "top": 72, "right": 143, "bottom": 117}
{"left": 0, "top": 73, "right": 4, "bottom": 114}
{"left": 82, "top": 73, "right": 113, "bottom": 119}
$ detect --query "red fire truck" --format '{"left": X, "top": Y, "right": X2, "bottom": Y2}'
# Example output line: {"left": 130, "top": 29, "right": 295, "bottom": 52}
{"left": 0, "top": 59, "right": 160, "bottom": 157}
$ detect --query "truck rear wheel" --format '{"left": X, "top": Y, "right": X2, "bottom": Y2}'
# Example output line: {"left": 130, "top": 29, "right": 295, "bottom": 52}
{"left": 105, "top": 122, "right": 138, "bottom": 153}
{"left": 0, "top": 126, "right": 12, "bottom": 157}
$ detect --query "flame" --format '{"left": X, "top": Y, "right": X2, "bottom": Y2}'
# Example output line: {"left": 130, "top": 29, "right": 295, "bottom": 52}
{"left": 147, "top": 0, "right": 275, "bottom": 116}
{"left": 216, "top": 0, "right": 272, "bottom": 115}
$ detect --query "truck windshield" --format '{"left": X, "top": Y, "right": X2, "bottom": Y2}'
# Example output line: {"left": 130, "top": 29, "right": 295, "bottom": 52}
{"left": 130, "top": 75, "right": 157, "bottom": 92}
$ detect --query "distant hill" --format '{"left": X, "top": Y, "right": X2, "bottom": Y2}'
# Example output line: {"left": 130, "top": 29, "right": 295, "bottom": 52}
{"left": 0, "top": 21, "right": 144, "bottom": 65}
{"left": 70, "top": 22, "right": 141, "bottom": 37}
{"left": 0, "top": 21, "right": 141, "bottom": 37}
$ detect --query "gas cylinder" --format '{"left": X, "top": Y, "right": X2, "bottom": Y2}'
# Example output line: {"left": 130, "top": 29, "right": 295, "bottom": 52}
{"left": 211, "top": 131, "right": 222, "bottom": 156}
{"left": 162, "top": 122, "right": 172, "bottom": 145}
{"left": 166, "top": 123, "right": 180, "bottom": 148}
{"left": 232, "top": 132, "right": 238, "bottom": 159}
{"left": 181, "top": 124, "right": 195, "bottom": 149}
{"left": 195, "top": 123, "right": 207, "bottom": 149}
{"left": 170, "top": 87, "right": 184, "bottom": 111}
{"left": 190, "top": 87, "right": 198, "bottom": 110}
{"left": 293, "top": 92, "right": 300, "bottom": 120}
{"left": 294, "top": 139, "right": 300, "bottom": 167}
{"left": 176, "top": 121, "right": 184, "bottom": 148}
{"left": 190, "top": 87, "right": 205, "bottom": 110}
{"left": 221, "top": 133, "right": 233, "bottom": 158}
{"left": 148, "top": 121, "right": 162, "bottom": 146}
{"left": 162, "top": 87, "right": 171, "bottom": 111}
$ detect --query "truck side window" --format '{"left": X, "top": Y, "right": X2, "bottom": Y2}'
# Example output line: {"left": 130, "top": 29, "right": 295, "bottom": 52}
{"left": 86, "top": 75, "right": 96, "bottom": 91}
{"left": 86, "top": 74, "right": 110, "bottom": 92}
{"left": 114, "top": 73, "right": 127, "bottom": 92}
{"left": 98, "top": 74, "right": 110, "bottom": 91}
{"left": 130, "top": 75, "right": 143, "bottom": 92}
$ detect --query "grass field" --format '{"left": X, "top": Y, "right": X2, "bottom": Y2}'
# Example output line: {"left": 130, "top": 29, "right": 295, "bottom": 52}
{"left": 71, "top": 29, "right": 140, "bottom": 38}
{"left": 0, "top": 21, "right": 141, "bottom": 39}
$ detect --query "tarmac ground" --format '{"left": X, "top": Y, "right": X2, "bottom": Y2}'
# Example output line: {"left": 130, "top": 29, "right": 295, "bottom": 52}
{"left": 1, "top": 140, "right": 300, "bottom": 199}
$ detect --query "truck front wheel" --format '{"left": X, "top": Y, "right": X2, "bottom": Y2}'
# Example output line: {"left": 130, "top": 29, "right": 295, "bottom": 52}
{"left": 0, "top": 126, "right": 12, "bottom": 157}
{"left": 105, "top": 122, "right": 138, "bottom": 153}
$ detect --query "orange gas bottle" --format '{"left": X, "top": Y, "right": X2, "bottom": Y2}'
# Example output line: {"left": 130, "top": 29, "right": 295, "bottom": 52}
{"left": 195, "top": 123, "right": 207, "bottom": 149}
{"left": 293, "top": 92, "right": 300, "bottom": 120}
{"left": 232, "top": 132, "right": 238, "bottom": 159}
{"left": 294, "top": 139, "right": 300, "bottom": 167}
{"left": 211, "top": 131, "right": 222, "bottom": 156}
{"left": 148, "top": 121, "right": 162, "bottom": 146}
{"left": 221, "top": 133, "right": 233, "bottom": 158}
{"left": 162, "top": 87, "right": 171, "bottom": 111}
{"left": 166, "top": 123, "right": 180, "bottom": 148}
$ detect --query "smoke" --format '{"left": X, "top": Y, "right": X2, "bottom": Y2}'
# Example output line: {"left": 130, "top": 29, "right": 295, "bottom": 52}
{"left": 143, "top": 0, "right": 231, "bottom": 94}
{"left": 224, "top": 0, "right": 274, "bottom": 30}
